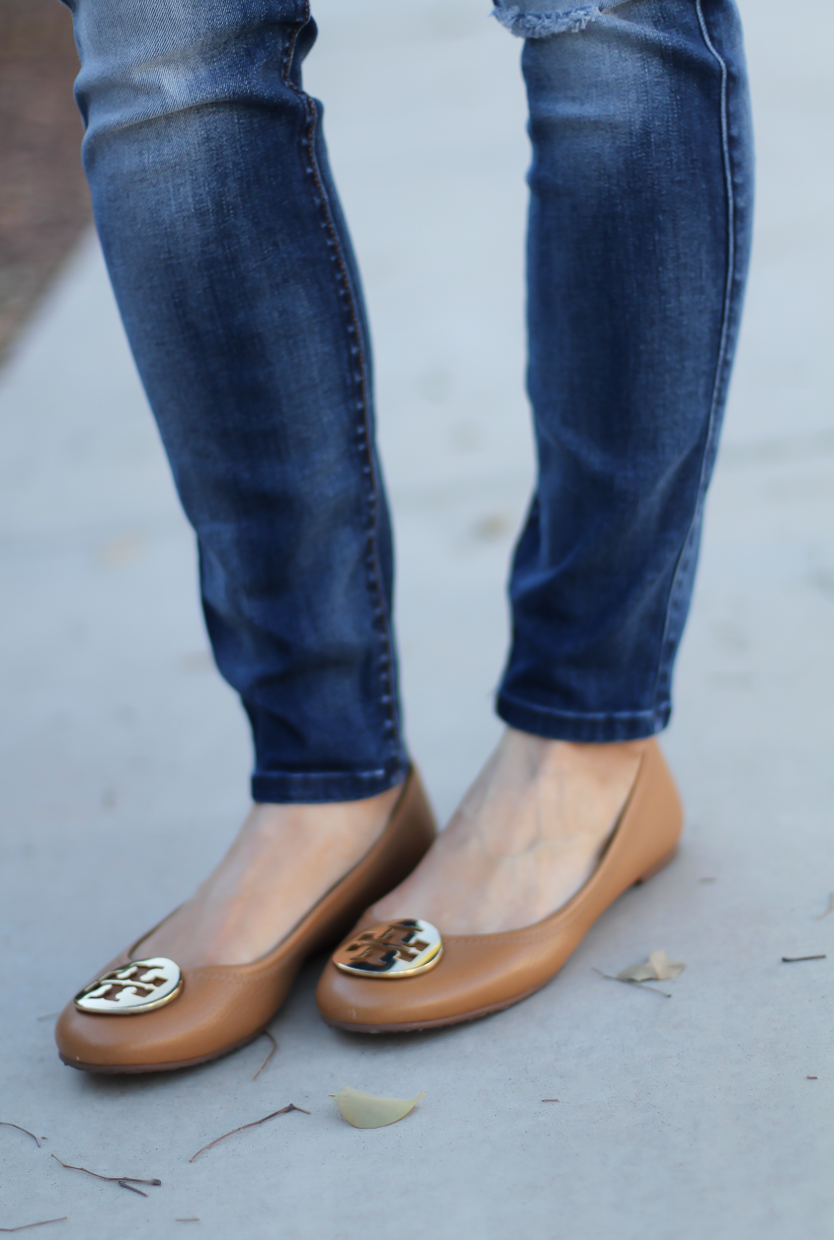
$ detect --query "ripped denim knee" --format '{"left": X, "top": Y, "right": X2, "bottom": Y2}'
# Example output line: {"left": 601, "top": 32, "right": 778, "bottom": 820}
{"left": 491, "top": 0, "right": 629, "bottom": 37}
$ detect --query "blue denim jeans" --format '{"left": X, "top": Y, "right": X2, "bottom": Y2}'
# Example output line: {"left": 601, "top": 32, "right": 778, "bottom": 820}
{"left": 63, "top": 0, "right": 753, "bottom": 802}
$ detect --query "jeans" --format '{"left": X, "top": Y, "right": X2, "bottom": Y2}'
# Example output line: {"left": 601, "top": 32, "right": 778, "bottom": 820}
{"left": 63, "top": 0, "right": 753, "bottom": 803}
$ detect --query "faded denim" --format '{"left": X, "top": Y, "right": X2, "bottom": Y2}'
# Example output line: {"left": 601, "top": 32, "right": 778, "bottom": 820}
{"left": 62, "top": 0, "right": 753, "bottom": 800}
{"left": 492, "top": 0, "right": 754, "bottom": 741}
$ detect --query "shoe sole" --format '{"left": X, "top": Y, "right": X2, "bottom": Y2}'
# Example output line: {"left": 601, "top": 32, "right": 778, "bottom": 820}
{"left": 321, "top": 845, "right": 679, "bottom": 1035}
{"left": 322, "top": 983, "right": 548, "bottom": 1034}
{"left": 58, "top": 1027, "right": 266, "bottom": 1075}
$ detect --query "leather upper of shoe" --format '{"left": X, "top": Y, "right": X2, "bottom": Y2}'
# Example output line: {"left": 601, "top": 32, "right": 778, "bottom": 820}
{"left": 316, "top": 740, "right": 683, "bottom": 1031}
{"left": 55, "top": 768, "right": 437, "bottom": 1069}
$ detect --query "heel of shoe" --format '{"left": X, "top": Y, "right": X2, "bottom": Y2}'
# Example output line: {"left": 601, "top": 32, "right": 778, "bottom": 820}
{"left": 634, "top": 845, "right": 678, "bottom": 886}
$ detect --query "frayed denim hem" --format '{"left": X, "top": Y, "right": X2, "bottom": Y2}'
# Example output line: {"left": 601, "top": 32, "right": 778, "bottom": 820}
{"left": 492, "top": 1, "right": 628, "bottom": 38}
{"left": 251, "top": 759, "right": 409, "bottom": 804}
{"left": 496, "top": 691, "right": 671, "bottom": 743}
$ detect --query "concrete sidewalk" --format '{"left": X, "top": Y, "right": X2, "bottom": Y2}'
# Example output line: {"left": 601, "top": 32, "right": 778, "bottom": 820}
{"left": 2, "top": 2, "right": 834, "bottom": 1236}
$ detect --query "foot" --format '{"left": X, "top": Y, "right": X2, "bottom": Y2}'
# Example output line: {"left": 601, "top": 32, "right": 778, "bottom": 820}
{"left": 371, "top": 729, "right": 647, "bottom": 934}
{"left": 137, "top": 784, "right": 403, "bottom": 967}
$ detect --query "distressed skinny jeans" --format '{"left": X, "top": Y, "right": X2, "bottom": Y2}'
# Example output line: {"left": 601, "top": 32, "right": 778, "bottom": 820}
{"left": 63, "top": 0, "right": 753, "bottom": 803}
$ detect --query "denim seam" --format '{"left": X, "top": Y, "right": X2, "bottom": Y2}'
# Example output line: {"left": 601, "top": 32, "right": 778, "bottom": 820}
{"left": 251, "top": 766, "right": 399, "bottom": 803}
{"left": 649, "top": 0, "right": 737, "bottom": 718}
{"left": 280, "top": 8, "right": 403, "bottom": 776}
{"left": 498, "top": 690, "right": 666, "bottom": 725}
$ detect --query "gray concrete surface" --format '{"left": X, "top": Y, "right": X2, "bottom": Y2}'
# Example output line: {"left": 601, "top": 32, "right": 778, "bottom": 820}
{"left": 2, "top": 1, "right": 834, "bottom": 1236}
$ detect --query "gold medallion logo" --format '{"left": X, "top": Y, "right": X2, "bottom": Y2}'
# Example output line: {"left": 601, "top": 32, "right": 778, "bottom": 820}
{"left": 333, "top": 919, "right": 443, "bottom": 978}
{"left": 74, "top": 957, "right": 183, "bottom": 1014}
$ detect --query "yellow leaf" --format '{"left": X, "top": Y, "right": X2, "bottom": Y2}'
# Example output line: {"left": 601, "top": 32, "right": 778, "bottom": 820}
{"left": 329, "top": 1085, "right": 424, "bottom": 1129}
{"left": 617, "top": 949, "right": 685, "bottom": 982}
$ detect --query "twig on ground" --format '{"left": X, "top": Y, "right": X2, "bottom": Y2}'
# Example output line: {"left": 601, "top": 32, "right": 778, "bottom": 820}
{"left": 592, "top": 967, "right": 672, "bottom": 998}
{"left": 174, "top": 1220, "right": 200, "bottom": 1224}
{"left": 781, "top": 955, "right": 826, "bottom": 963}
{"left": 0, "top": 1220, "right": 67, "bottom": 1234}
{"left": 50, "top": 1154, "right": 161, "bottom": 1197}
{"left": 0, "top": 1123, "right": 41, "bottom": 1149}
{"left": 541, "top": 1099, "right": 559, "bottom": 1102}
{"left": 189, "top": 1104, "right": 310, "bottom": 1163}
{"left": 35, "top": 1014, "right": 60, "bottom": 1023}
{"left": 251, "top": 1030, "right": 278, "bottom": 1081}
{"left": 817, "top": 894, "right": 834, "bottom": 920}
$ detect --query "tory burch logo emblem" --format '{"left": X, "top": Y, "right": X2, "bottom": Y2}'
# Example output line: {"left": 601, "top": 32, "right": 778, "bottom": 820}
{"left": 334, "top": 918, "right": 442, "bottom": 978}
{"left": 82, "top": 962, "right": 172, "bottom": 1004}
{"left": 345, "top": 922, "right": 431, "bottom": 969}
{"left": 75, "top": 956, "right": 184, "bottom": 1014}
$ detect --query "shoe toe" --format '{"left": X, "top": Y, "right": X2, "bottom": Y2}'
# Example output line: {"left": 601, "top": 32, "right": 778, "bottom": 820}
{"left": 316, "top": 933, "right": 554, "bottom": 1032}
{"left": 55, "top": 966, "right": 284, "bottom": 1072}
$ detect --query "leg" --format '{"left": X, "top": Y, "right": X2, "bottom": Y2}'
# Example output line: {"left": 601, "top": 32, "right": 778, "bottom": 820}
{"left": 65, "top": 0, "right": 409, "bottom": 963}
{"left": 376, "top": 0, "right": 753, "bottom": 933}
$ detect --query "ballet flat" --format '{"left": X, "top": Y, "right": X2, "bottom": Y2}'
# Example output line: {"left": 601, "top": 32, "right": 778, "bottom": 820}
{"left": 56, "top": 768, "right": 436, "bottom": 1073}
{"left": 316, "top": 740, "right": 682, "bottom": 1033}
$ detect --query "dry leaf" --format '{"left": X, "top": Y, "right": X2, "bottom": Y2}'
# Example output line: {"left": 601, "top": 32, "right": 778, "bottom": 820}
{"left": 330, "top": 1085, "right": 424, "bottom": 1129}
{"left": 617, "top": 949, "right": 685, "bottom": 982}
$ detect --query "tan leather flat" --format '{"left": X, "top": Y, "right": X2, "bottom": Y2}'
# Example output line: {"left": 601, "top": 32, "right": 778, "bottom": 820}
{"left": 56, "top": 768, "right": 436, "bottom": 1073}
{"left": 316, "top": 740, "right": 682, "bottom": 1033}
